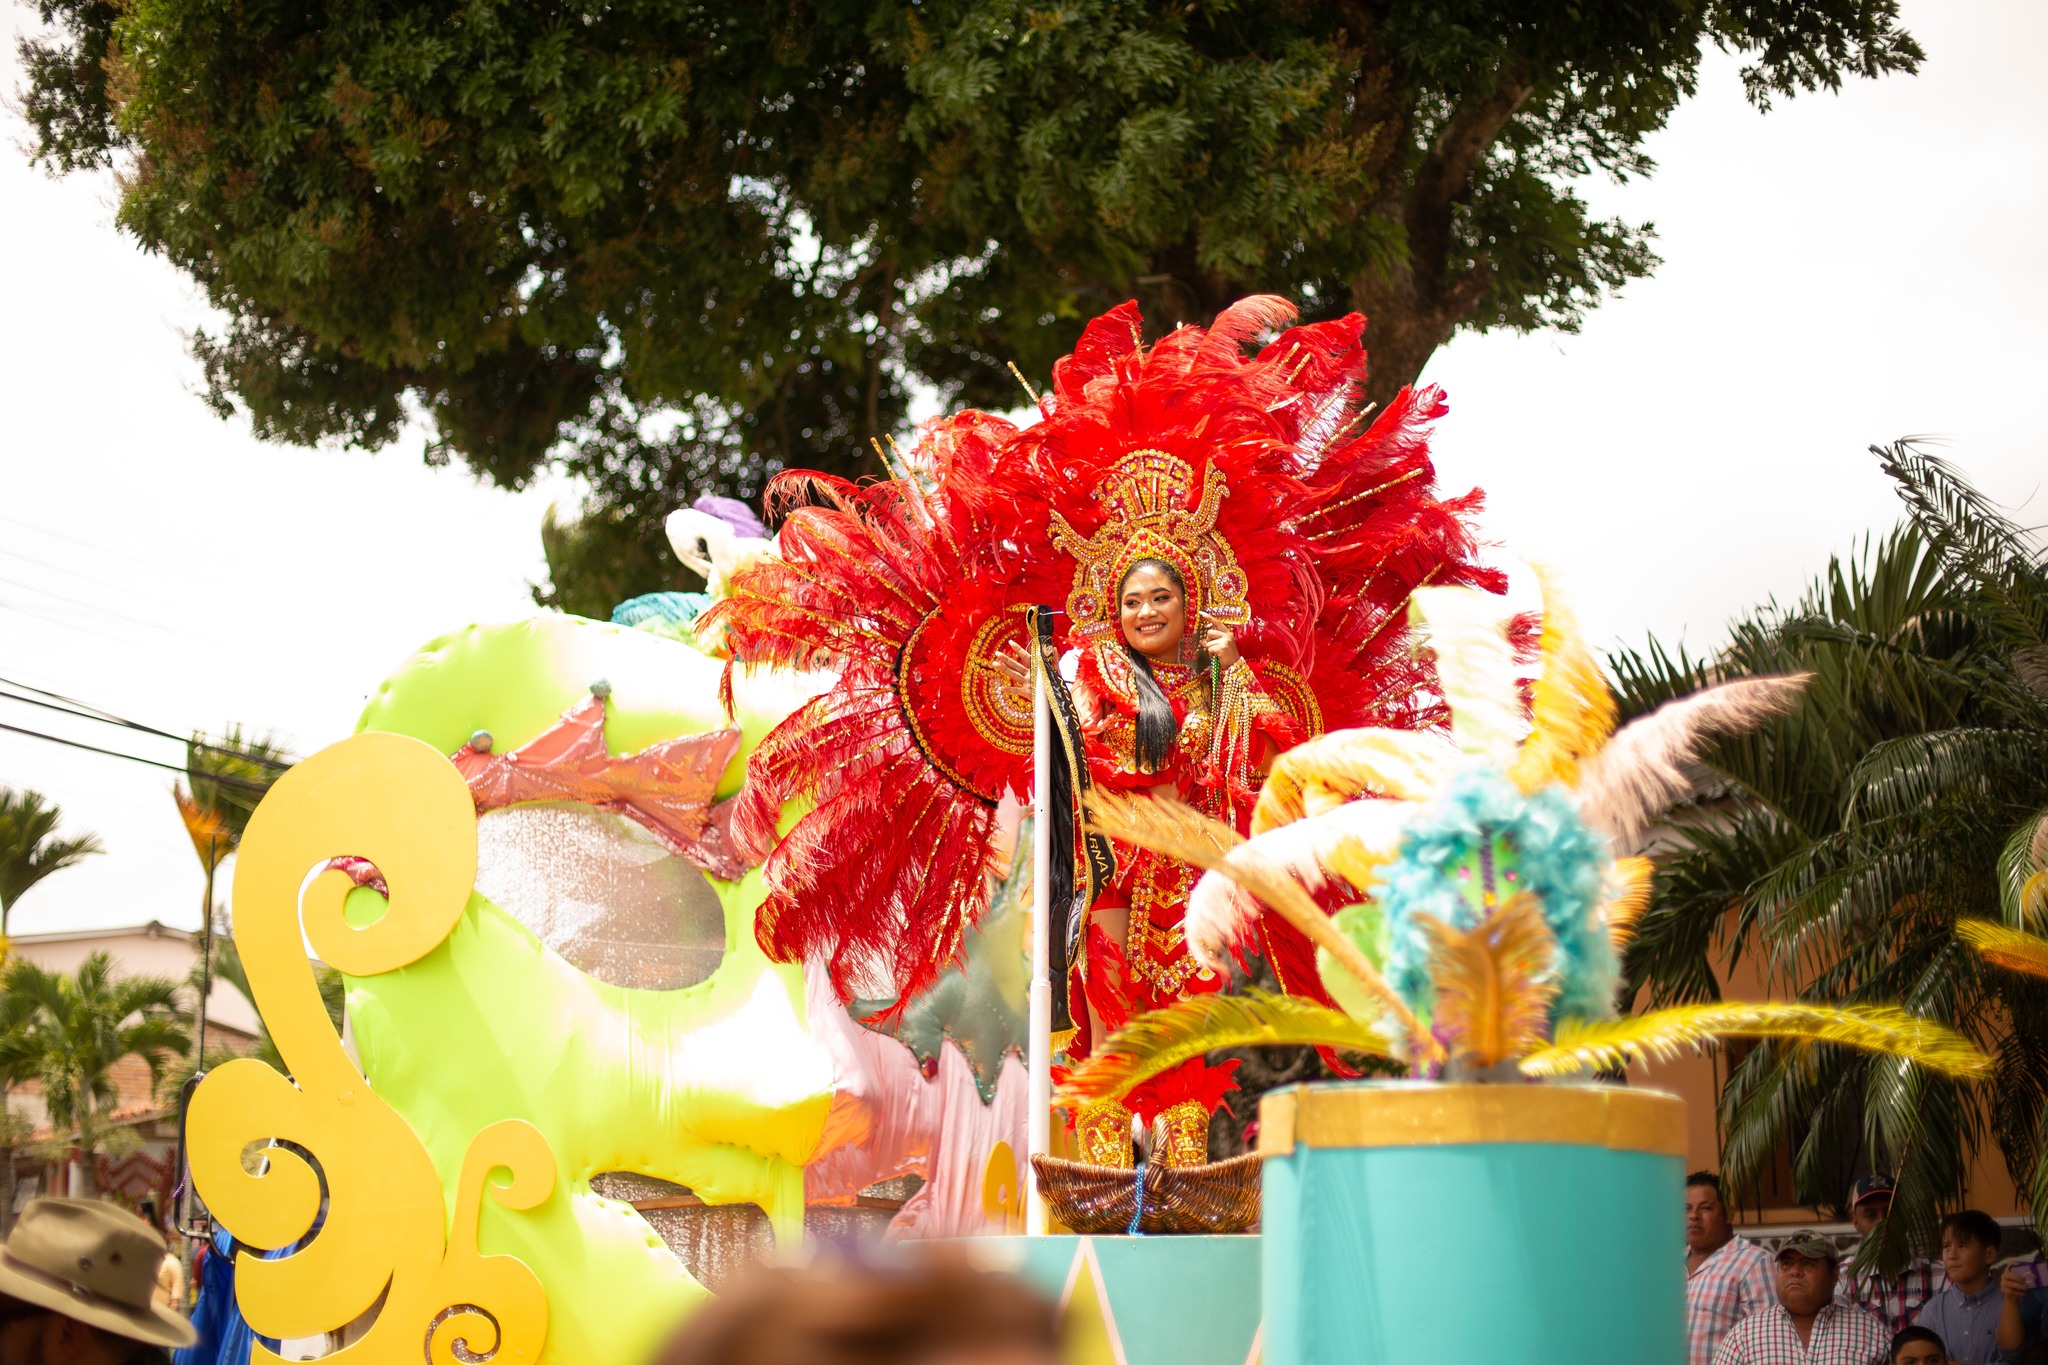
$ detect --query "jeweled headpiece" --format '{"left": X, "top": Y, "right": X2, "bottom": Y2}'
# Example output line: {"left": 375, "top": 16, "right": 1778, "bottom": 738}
{"left": 1050, "top": 449, "right": 1251, "bottom": 645}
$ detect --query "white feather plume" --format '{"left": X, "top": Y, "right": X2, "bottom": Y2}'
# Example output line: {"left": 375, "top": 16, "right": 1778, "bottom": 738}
{"left": 1184, "top": 799, "right": 1414, "bottom": 970}
{"left": 665, "top": 508, "right": 775, "bottom": 595}
{"left": 1409, "top": 586, "right": 1526, "bottom": 764}
{"left": 1576, "top": 675, "right": 1809, "bottom": 850}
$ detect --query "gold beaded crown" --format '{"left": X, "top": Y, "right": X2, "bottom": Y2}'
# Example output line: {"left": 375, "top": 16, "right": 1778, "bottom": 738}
{"left": 1050, "top": 449, "right": 1251, "bottom": 644}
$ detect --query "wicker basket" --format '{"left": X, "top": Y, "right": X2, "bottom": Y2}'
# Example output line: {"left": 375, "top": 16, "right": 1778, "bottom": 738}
{"left": 1031, "top": 1151, "right": 1262, "bottom": 1235}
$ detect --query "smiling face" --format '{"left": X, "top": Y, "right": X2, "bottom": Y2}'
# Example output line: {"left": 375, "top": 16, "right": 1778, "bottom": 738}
{"left": 1118, "top": 561, "right": 1188, "bottom": 663}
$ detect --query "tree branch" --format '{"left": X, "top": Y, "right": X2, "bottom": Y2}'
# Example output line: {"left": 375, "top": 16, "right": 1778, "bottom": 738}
{"left": 1408, "top": 66, "right": 1536, "bottom": 271}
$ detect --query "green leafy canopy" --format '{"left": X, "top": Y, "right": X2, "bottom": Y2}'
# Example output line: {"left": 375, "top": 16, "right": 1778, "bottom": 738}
{"left": 19, "top": 1, "right": 1920, "bottom": 611}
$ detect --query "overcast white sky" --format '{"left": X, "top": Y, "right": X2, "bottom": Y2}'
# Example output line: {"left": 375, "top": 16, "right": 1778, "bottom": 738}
{"left": 2, "top": 1, "right": 2042, "bottom": 936}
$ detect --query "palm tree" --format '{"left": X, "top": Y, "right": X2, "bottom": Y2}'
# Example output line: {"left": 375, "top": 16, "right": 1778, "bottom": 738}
{"left": 0, "top": 788, "right": 100, "bottom": 1231}
{"left": 0, "top": 788, "right": 102, "bottom": 949}
{"left": 173, "top": 726, "right": 291, "bottom": 1066}
{"left": 1614, "top": 442, "right": 2048, "bottom": 1269}
{"left": 0, "top": 953, "right": 189, "bottom": 1199}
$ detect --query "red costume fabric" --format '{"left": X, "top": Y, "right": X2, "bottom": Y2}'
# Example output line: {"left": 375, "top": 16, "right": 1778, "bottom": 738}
{"left": 704, "top": 295, "right": 1502, "bottom": 1111}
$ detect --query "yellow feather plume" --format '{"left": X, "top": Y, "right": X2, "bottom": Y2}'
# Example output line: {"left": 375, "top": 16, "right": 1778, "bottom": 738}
{"left": 1055, "top": 990, "right": 1389, "bottom": 1106}
{"left": 1956, "top": 919, "right": 2048, "bottom": 980}
{"left": 1085, "top": 789, "right": 1243, "bottom": 869}
{"left": 1519, "top": 1002, "right": 1991, "bottom": 1079}
{"left": 1250, "top": 729, "right": 1453, "bottom": 834}
{"left": 1509, "top": 569, "right": 1618, "bottom": 795}
{"left": 1085, "top": 791, "right": 1433, "bottom": 1057}
{"left": 1420, "top": 894, "right": 1558, "bottom": 1069}
{"left": 1602, "top": 856, "right": 1655, "bottom": 949}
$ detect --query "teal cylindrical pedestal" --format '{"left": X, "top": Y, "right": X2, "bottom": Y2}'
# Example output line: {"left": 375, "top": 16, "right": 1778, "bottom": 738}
{"left": 1259, "top": 1081, "right": 1685, "bottom": 1365}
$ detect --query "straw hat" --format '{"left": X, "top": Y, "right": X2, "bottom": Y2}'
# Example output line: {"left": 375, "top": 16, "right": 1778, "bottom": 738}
{"left": 0, "top": 1199, "right": 197, "bottom": 1348}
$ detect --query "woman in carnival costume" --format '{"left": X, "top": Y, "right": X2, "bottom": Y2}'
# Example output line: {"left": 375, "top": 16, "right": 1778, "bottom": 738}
{"left": 705, "top": 295, "right": 1500, "bottom": 1171}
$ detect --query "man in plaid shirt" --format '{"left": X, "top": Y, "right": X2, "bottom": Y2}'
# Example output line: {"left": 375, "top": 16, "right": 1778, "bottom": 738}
{"left": 1713, "top": 1232, "right": 1891, "bottom": 1365}
{"left": 1689, "top": 1172, "right": 1778, "bottom": 1365}
{"left": 1838, "top": 1174, "right": 1945, "bottom": 1333}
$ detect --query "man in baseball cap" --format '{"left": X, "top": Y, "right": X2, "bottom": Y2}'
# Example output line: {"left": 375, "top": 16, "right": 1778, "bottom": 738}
{"left": 0, "top": 1198, "right": 196, "bottom": 1365}
{"left": 1712, "top": 1233, "right": 1890, "bottom": 1364}
{"left": 1841, "top": 1174, "right": 1947, "bottom": 1334}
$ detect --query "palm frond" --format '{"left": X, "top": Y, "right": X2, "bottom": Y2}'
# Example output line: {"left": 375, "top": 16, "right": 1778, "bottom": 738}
{"left": 1055, "top": 990, "right": 1389, "bottom": 1106}
{"left": 1844, "top": 729, "right": 2048, "bottom": 828}
{"left": 0, "top": 787, "right": 102, "bottom": 919}
{"left": 2033, "top": 1092, "right": 2048, "bottom": 1243}
{"left": 1419, "top": 894, "right": 1557, "bottom": 1069}
{"left": 1602, "top": 856, "right": 1654, "bottom": 948}
{"left": 1090, "top": 792, "right": 1428, "bottom": 1050}
{"left": 1956, "top": 919, "right": 2048, "bottom": 980}
{"left": 1575, "top": 675, "right": 1809, "bottom": 850}
{"left": 1521, "top": 1002, "right": 1992, "bottom": 1079}
{"left": 1996, "top": 812, "right": 2048, "bottom": 928}
{"left": 1250, "top": 729, "right": 1454, "bottom": 833}
{"left": 2017, "top": 645, "right": 2048, "bottom": 703}
{"left": 1876, "top": 440, "right": 2048, "bottom": 649}
{"left": 1509, "top": 570, "right": 1616, "bottom": 794}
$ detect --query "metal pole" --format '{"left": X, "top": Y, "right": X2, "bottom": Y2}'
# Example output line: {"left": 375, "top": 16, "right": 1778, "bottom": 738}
{"left": 194, "top": 836, "right": 214, "bottom": 1069}
{"left": 1025, "top": 623, "right": 1053, "bottom": 1236}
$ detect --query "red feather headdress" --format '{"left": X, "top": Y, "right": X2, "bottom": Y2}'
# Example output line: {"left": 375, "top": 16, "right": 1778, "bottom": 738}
{"left": 708, "top": 296, "right": 1502, "bottom": 1006}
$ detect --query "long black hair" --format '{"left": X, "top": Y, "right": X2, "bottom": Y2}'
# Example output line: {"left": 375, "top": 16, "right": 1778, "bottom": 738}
{"left": 1119, "top": 557, "right": 1187, "bottom": 773}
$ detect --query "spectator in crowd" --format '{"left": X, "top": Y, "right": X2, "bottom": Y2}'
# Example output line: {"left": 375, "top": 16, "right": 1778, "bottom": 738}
{"left": 0, "top": 1198, "right": 197, "bottom": 1365}
{"left": 1841, "top": 1175, "right": 1947, "bottom": 1332}
{"left": 1994, "top": 1256, "right": 2048, "bottom": 1360}
{"left": 1690, "top": 1171, "right": 1777, "bottom": 1365}
{"left": 1712, "top": 1232, "right": 1890, "bottom": 1365}
{"left": 1892, "top": 1326, "right": 1950, "bottom": 1364}
{"left": 1914, "top": 1211, "right": 2013, "bottom": 1364}
{"left": 652, "top": 1250, "right": 1060, "bottom": 1365}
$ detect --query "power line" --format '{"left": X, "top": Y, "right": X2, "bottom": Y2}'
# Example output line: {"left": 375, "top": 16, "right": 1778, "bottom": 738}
{"left": 0, "top": 598, "right": 134, "bottom": 645}
{"left": 0, "top": 546, "right": 178, "bottom": 605}
{"left": 0, "top": 690, "right": 287, "bottom": 772}
{"left": 0, "top": 513, "right": 160, "bottom": 573}
{"left": 0, "top": 574, "right": 183, "bottom": 635}
{"left": 0, "top": 720, "right": 275, "bottom": 796}
{"left": 0, "top": 677, "right": 294, "bottom": 771}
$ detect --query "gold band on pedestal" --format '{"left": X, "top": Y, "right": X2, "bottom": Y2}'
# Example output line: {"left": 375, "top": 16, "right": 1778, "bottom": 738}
{"left": 1256, "top": 1083, "right": 1686, "bottom": 1158}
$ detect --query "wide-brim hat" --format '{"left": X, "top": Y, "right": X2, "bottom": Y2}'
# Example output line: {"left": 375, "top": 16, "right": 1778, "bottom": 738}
{"left": 0, "top": 1198, "right": 197, "bottom": 1349}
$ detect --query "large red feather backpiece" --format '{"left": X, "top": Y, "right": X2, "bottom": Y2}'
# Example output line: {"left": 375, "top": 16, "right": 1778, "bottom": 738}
{"left": 706, "top": 296, "right": 1502, "bottom": 1007}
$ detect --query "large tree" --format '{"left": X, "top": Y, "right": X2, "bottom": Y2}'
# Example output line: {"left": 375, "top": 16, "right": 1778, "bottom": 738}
{"left": 20, "top": 0, "right": 1920, "bottom": 612}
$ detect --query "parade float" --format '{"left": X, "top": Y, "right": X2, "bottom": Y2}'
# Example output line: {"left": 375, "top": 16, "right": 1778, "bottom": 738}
{"left": 178, "top": 298, "right": 1989, "bottom": 1365}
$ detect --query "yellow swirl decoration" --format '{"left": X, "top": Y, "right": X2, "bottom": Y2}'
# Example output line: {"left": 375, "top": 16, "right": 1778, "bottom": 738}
{"left": 186, "top": 732, "right": 554, "bottom": 1365}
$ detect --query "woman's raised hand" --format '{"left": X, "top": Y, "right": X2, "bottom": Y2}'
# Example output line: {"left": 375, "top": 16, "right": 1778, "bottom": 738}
{"left": 992, "top": 638, "right": 1034, "bottom": 699}
{"left": 1202, "top": 621, "right": 1241, "bottom": 668}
